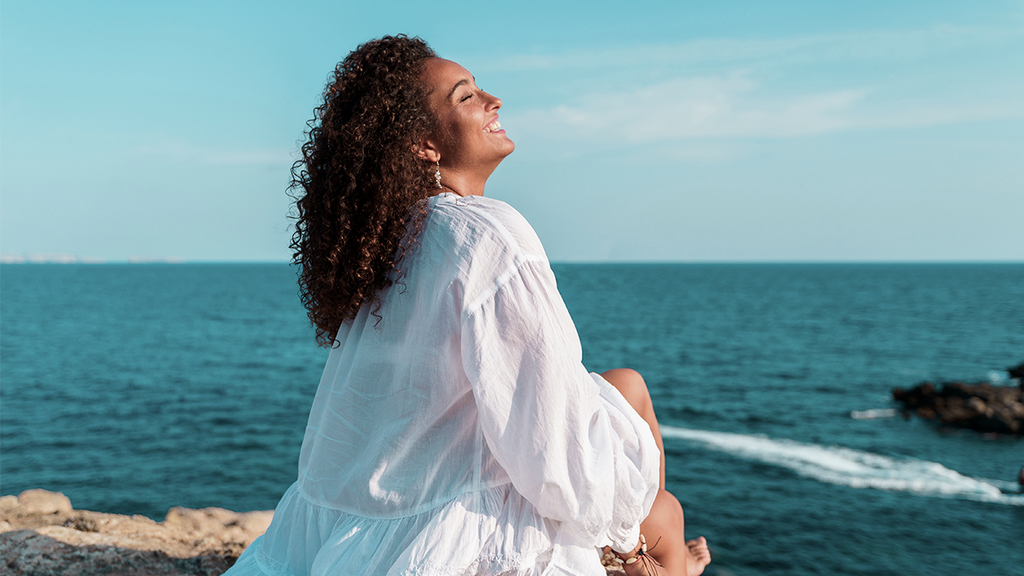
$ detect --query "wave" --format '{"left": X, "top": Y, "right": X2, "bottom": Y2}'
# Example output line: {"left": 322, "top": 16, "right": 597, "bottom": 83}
{"left": 850, "top": 408, "right": 897, "bottom": 420}
{"left": 661, "top": 425, "right": 1024, "bottom": 506}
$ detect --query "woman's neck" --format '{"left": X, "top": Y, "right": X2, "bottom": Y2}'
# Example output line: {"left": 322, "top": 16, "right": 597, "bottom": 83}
{"left": 437, "top": 166, "right": 490, "bottom": 197}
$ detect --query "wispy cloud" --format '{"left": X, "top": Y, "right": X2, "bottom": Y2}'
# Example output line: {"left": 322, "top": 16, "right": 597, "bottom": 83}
{"left": 501, "top": 24, "right": 1024, "bottom": 146}
{"left": 516, "top": 72, "right": 869, "bottom": 141}
{"left": 129, "top": 143, "right": 294, "bottom": 166}
{"left": 478, "top": 24, "right": 1024, "bottom": 72}
{"left": 513, "top": 75, "right": 1022, "bottom": 145}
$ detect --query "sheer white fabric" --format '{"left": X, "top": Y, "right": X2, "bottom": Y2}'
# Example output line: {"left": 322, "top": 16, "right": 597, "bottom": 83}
{"left": 225, "top": 194, "right": 660, "bottom": 576}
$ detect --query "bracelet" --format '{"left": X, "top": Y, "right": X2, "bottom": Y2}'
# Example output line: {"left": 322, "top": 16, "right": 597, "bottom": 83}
{"left": 617, "top": 534, "right": 647, "bottom": 565}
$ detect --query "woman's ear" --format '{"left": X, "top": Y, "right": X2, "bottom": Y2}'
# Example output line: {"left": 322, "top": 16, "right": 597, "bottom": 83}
{"left": 413, "top": 138, "right": 441, "bottom": 163}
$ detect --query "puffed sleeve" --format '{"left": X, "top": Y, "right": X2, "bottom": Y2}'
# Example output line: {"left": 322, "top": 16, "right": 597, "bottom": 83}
{"left": 460, "top": 257, "right": 660, "bottom": 552}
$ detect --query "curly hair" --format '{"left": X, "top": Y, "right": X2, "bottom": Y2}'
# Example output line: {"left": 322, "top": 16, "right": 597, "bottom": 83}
{"left": 290, "top": 35, "right": 439, "bottom": 346}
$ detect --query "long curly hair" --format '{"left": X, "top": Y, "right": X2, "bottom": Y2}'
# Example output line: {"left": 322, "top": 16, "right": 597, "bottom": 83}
{"left": 290, "top": 35, "right": 439, "bottom": 346}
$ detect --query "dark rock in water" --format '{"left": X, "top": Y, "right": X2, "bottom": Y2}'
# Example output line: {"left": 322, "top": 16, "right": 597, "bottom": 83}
{"left": 1008, "top": 362, "right": 1024, "bottom": 385}
{"left": 893, "top": 369, "right": 1024, "bottom": 435}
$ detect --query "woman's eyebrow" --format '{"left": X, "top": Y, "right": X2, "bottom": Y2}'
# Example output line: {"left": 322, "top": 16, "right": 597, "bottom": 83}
{"left": 447, "top": 76, "right": 477, "bottom": 101}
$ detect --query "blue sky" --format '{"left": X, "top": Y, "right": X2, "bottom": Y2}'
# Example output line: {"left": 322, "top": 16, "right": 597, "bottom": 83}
{"left": 2, "top": 1, "right": 1022, "bottom": 262}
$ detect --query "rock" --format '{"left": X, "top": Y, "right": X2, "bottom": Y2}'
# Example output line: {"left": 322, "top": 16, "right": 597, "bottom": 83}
{"left": 966, "top": 397, "right": 987, "bottom": 413}
{"left": 0, "top": 529, "right": 237, "bottom": 576}
{"left": 1, "top": 491, "right": 625, "bottom": 575}
{"left": 0, "top": 490, "right": 271, "bottom": 576}
{"left": 1008, "top": 362, "right": 1024, "bottom": 382}
{"left": 0, "top": 495, "right": 19, "bottom": 512}
{"left": 16, "top": 489, "right": 72, "bottom": 514}
{"left": 892, "top": 368, "right": 1024, "bottom": 435}
{"left": 163, "top": 506, "right": 274, "bottom": 557}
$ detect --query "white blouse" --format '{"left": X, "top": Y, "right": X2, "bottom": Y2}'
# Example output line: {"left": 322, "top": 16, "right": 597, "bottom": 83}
{"left": 226, "top": 193, "right": 660, "bottom": 576}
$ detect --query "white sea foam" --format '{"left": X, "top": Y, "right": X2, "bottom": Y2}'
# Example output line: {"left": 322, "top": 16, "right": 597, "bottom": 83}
{"left": 662, "top": 425, "right": 1024, "bottom": 506}
{"left": 850, "top": 408, "right": 897, "bottom": 420}
{"left": 987, "top": 369, "right": 1010, "bottom": 383}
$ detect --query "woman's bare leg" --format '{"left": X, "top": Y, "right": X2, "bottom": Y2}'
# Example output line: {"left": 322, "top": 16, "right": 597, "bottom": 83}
{"left": 601, "top": 368, "right": 666, "bottom": 489}
{"left": 635, "top": 490, "right": 711, "bottom": 576}
{"left": 601, "top": 369, "right": 711, "bottom": 576}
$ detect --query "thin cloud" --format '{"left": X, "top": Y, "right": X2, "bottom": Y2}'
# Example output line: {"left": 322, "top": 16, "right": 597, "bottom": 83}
{"left": 514, "top": 74, "right": 871, "bottom": 142}
{"left": 477, "top": 24, "right": 1024, "bottom": 71}
{"left": 129, "top": 143, "right": 295, "bottom": 166}
{"left": 507, "top": 20, "right": 1019, "bottom": 146}
{"left": 492, "top": 23, "right": 1023, "bottom": 147}
{"left": 511, "top": 72, "right": 1023, "bottom": 144}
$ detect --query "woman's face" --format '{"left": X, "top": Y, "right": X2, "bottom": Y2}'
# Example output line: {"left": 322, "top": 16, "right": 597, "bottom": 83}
{"left": 420, "top": 58, "right": 514, "bottom": 177}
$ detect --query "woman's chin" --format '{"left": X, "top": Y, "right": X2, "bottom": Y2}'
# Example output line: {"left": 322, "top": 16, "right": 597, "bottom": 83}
{"left": 500, "top": 137, "right": 515, "bottom": 157}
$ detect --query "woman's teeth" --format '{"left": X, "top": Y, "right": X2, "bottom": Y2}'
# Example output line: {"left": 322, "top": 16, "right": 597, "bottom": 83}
{"left": 483, "top": 120, "right": 502, "bottom": 133}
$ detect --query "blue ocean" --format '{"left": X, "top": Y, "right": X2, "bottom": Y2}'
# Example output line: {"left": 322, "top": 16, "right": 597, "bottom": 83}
{"left": 2, "top": 263, "right": 1022, "bottom": 575}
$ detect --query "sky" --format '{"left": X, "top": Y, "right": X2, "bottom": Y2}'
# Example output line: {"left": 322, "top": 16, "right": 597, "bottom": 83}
{"left": 2, "top": 0, "right": 1022, "bottom": 263}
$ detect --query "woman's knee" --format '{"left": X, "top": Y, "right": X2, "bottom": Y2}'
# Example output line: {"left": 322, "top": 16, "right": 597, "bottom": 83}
{"left": 602, "top": 368, "right": 652, "bottom": 411}
{"left": 649, "top": 489, "right": 684, "bottom": 528}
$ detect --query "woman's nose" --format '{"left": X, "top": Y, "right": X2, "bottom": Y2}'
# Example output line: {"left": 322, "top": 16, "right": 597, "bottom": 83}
{"left": 484, "top": 92, "right": 502, "bottom": 111}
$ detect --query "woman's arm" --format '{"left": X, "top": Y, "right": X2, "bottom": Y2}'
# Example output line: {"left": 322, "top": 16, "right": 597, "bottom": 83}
{"left": 461, "top": 258, "right": 660, "bottom": 552}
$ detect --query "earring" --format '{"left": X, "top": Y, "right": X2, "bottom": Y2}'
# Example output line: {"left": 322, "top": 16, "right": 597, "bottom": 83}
{"left": 434, "top": 160, "right": 442, "bottom": 189}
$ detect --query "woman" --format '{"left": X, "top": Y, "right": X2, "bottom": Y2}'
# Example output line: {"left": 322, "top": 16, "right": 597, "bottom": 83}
{"left": 226, "top": 35, "right": 710, "bottom": 576}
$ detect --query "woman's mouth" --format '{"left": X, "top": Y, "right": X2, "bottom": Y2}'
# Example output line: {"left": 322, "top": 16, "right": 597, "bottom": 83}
{"left": 483, "top": 119, "right": 502, "bottom": 133}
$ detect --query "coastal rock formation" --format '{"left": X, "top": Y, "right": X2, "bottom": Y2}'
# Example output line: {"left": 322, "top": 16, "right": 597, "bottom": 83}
{"left": 892, "top": 365, "right": 1024, "bottom": 435}
{"left": 1, "top": 489, "right": 629, "bottom": 575}
{"left": 0, "top": 489, "right": 272, "bottom": 576}
{"left": 1008, "top": 362, "right": 1024, "bottom": 384}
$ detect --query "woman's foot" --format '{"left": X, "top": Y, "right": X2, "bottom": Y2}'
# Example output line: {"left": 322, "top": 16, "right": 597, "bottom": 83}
{"left": 685, "top": 537, "right": 711, "bottom": 576}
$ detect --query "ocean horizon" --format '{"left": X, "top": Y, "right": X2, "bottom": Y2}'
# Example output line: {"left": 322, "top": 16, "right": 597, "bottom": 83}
{"left": 4, "top": 257, "right": 1024, "bottom": 264}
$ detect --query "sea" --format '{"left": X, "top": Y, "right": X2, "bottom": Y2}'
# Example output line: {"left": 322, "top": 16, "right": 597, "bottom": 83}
{"left": 1, "top": 263, "right": 1022, "bottom": 576}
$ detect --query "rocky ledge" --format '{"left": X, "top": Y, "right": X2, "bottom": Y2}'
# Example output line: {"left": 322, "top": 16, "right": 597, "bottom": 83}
{"left": 0, "top": 489, "right": 272, "bottom": 576}
{"left": 1, "top": 489, "right": 629, "bottom": 575}
{"left": 892, "top": 363, "right": 1024, "bottom": 435}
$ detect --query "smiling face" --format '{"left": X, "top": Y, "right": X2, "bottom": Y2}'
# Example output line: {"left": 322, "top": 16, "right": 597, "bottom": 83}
{"left": 418, "top": 58, "right": 514, "bottom": 195}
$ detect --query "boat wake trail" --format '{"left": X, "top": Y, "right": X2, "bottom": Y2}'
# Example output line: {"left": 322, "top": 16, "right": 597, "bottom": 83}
{"left": 661, "top": 426, "right": 1024, "bottom": 506}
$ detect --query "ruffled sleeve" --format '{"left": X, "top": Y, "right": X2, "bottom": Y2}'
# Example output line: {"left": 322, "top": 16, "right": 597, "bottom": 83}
{"left": 460, "top": 256, "right": 660, "bottom": 553}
